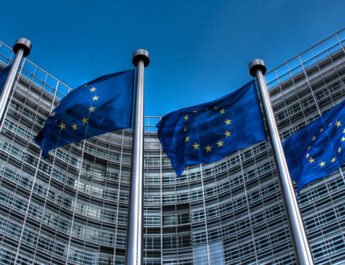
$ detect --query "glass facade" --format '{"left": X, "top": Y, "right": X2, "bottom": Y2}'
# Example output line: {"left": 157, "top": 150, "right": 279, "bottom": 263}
{"left": 0, "top": 28, "right": 344, "bottom": 264}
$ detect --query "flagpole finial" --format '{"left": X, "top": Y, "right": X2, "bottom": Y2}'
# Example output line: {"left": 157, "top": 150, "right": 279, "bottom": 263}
{"left": 13, "top": 38, "right": 32, "bottom": 57}
{"left": 249, "top": 59, "right": 266, "bottom": 77}
{"left": 132, "top": 49, "right": 150, "bottom": 67}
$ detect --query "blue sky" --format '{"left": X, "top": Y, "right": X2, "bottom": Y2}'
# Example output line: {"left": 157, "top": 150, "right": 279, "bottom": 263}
{"left": 0, "top": 0, "right": 344, "bottom": 116}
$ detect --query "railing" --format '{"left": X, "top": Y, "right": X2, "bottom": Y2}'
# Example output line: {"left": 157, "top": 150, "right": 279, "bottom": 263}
{"left": 1, "top": 28, "right": 344, "bottom": 131}
{"left": 266, "top": 28, "right": 345, "bottom": 89}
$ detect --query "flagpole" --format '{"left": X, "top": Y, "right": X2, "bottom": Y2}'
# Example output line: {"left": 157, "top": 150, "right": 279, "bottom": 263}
{"left": 249, "top": 59, "right": 314, "bottom": 265}
{"left": 0, "top": 38, "right": 31, "bottom": 123}
{"left": 126, "top": 49, "right": 149, "bottom": 265}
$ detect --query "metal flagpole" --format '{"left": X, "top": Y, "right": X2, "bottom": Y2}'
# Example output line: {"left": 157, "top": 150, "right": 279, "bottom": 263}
{"left": 249, "top": 59, "right": 314, "bottom": 265}
{"left": 126, "top": 49, "right": 150, "bottom": 265}
{"left": 0, "top": 38, "right": 31, "bottom": 123}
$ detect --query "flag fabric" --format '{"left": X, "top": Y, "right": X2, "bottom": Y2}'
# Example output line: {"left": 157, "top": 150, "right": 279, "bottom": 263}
{"left": 0, "top": 65, "right": 11, "bottom": 93}
{"left": 35, "top": 70, "right": 135, "bottom": 157}
{"left": 283, "top": 99, "right": 345, "bottom": 191}
{"left": 156, "top": 81, "right": 267, "bottom": 175}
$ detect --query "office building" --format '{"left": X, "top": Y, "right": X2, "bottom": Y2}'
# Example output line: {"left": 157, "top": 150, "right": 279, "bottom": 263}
{"left": 0, "top": 29, "right": 345, "bottom": 264}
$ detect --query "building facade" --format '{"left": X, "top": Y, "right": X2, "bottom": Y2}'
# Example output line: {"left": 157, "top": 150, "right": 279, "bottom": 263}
{"left": 0, "top": 29, "right": 344, "bottom": 264}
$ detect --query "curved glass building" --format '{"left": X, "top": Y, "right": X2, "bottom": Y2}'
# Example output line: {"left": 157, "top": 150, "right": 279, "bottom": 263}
{"left": 0, "top": 29, "right": 345, "bottom": 264}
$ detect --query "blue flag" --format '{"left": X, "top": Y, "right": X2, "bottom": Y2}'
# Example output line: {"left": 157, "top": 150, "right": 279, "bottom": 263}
{"left": 0, "top": 65, "right": 11, "bottom": 93}
{"left": 35, "top": 70, "right": 135, "bottom": 157}
{"left": 283, "top": 99, "right": 345, "bottom": 191}
{"left": 157, "top": 81, "right": 267, "bottom": 175}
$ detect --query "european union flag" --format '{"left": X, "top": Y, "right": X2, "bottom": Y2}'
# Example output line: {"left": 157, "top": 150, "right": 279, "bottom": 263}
{"left": 35, "top": 70, "right": 134, "bottom": 157}
{"left": 283, "top": 100, "right": 345, "bottom": 191}
{"left": 0, "top": 65, "right": 11, "bottom": 93}
{"left": 157, "top": 81, "right": 267, "bottom": 175}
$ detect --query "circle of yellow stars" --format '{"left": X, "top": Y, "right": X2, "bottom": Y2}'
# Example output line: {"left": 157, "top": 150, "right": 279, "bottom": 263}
{"left": 305, "top": 120, "right": 343, "bottom": 168}
{"left": 57, "top": 85, "right": 99, "bottom": 132}
{"left": 183, "top": 106, "right": 232, "bottom": 153}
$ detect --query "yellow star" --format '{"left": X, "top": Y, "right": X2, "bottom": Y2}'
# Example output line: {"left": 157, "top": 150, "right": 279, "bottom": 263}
{"left": 336, "top": 121, "right": 341, "bottom": 127}
{"left": 331, "top": 157, "right": 336, "bottom": 163}
{"left": 309, "top": 158, "right": 315, "bottom": 163}
{"left": 59, "top": 122, "right": 66, "bottom": 130}
{"left": 184, "top": 115, "right": 189, "bottom": 121}
{"left": 312, "top": 136, "right": 316, "bottom": 141}
{"left": 193, "top": 143, "right": 199, "bottom": 150}
{"left": 305, "top": 153, "right": 310, "bottom": 158}
{"left": 224, "top": 130, "right": 231, "bottom": 137}
{"left": 90, "top": 86, "right": 96, "bottom": 92}
{"left": 320, "top": 128, "right": 324, "bottom": 133}
{"left": 342, "top": 137, "right": 345, "bottom": 142}
{"left": 92, "top": 95, "right": 99, "bottom": 101}
{"left": 72, "top": 123, "right": 78, "bottom": 130}
{"left": 343, "top": 129, "right": 345, "bottom": 133}
{"left": 205, "top": 145, "right": 212, "bottom": 152}
{"left": 320, "top": 161, "right": 326, "bottom": 167}
{"left": 217, "top": 140, "right": 224, "bottom": 147}
{"left": 307, "top": 146, "right": 311, "bottom": 150}
{"left": 89, "top": 106, "right": 95, "bottom": 112}
{"left": 219, "top": 108, "right": 225, "bottom": 114}
{"left": 183, "top": 127, "right": 187, "bottom": 132}
{"left": 225, "top": 119, "right": 231, "bottom": 125}
{"left": 338, "top": 147, "right": 342, "bottom": 153}
{"left": 185, "top": 136, "right": 190, "bottom": 142}
{"left": 81, "top": 117, "right": 88, "bottom": 124}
